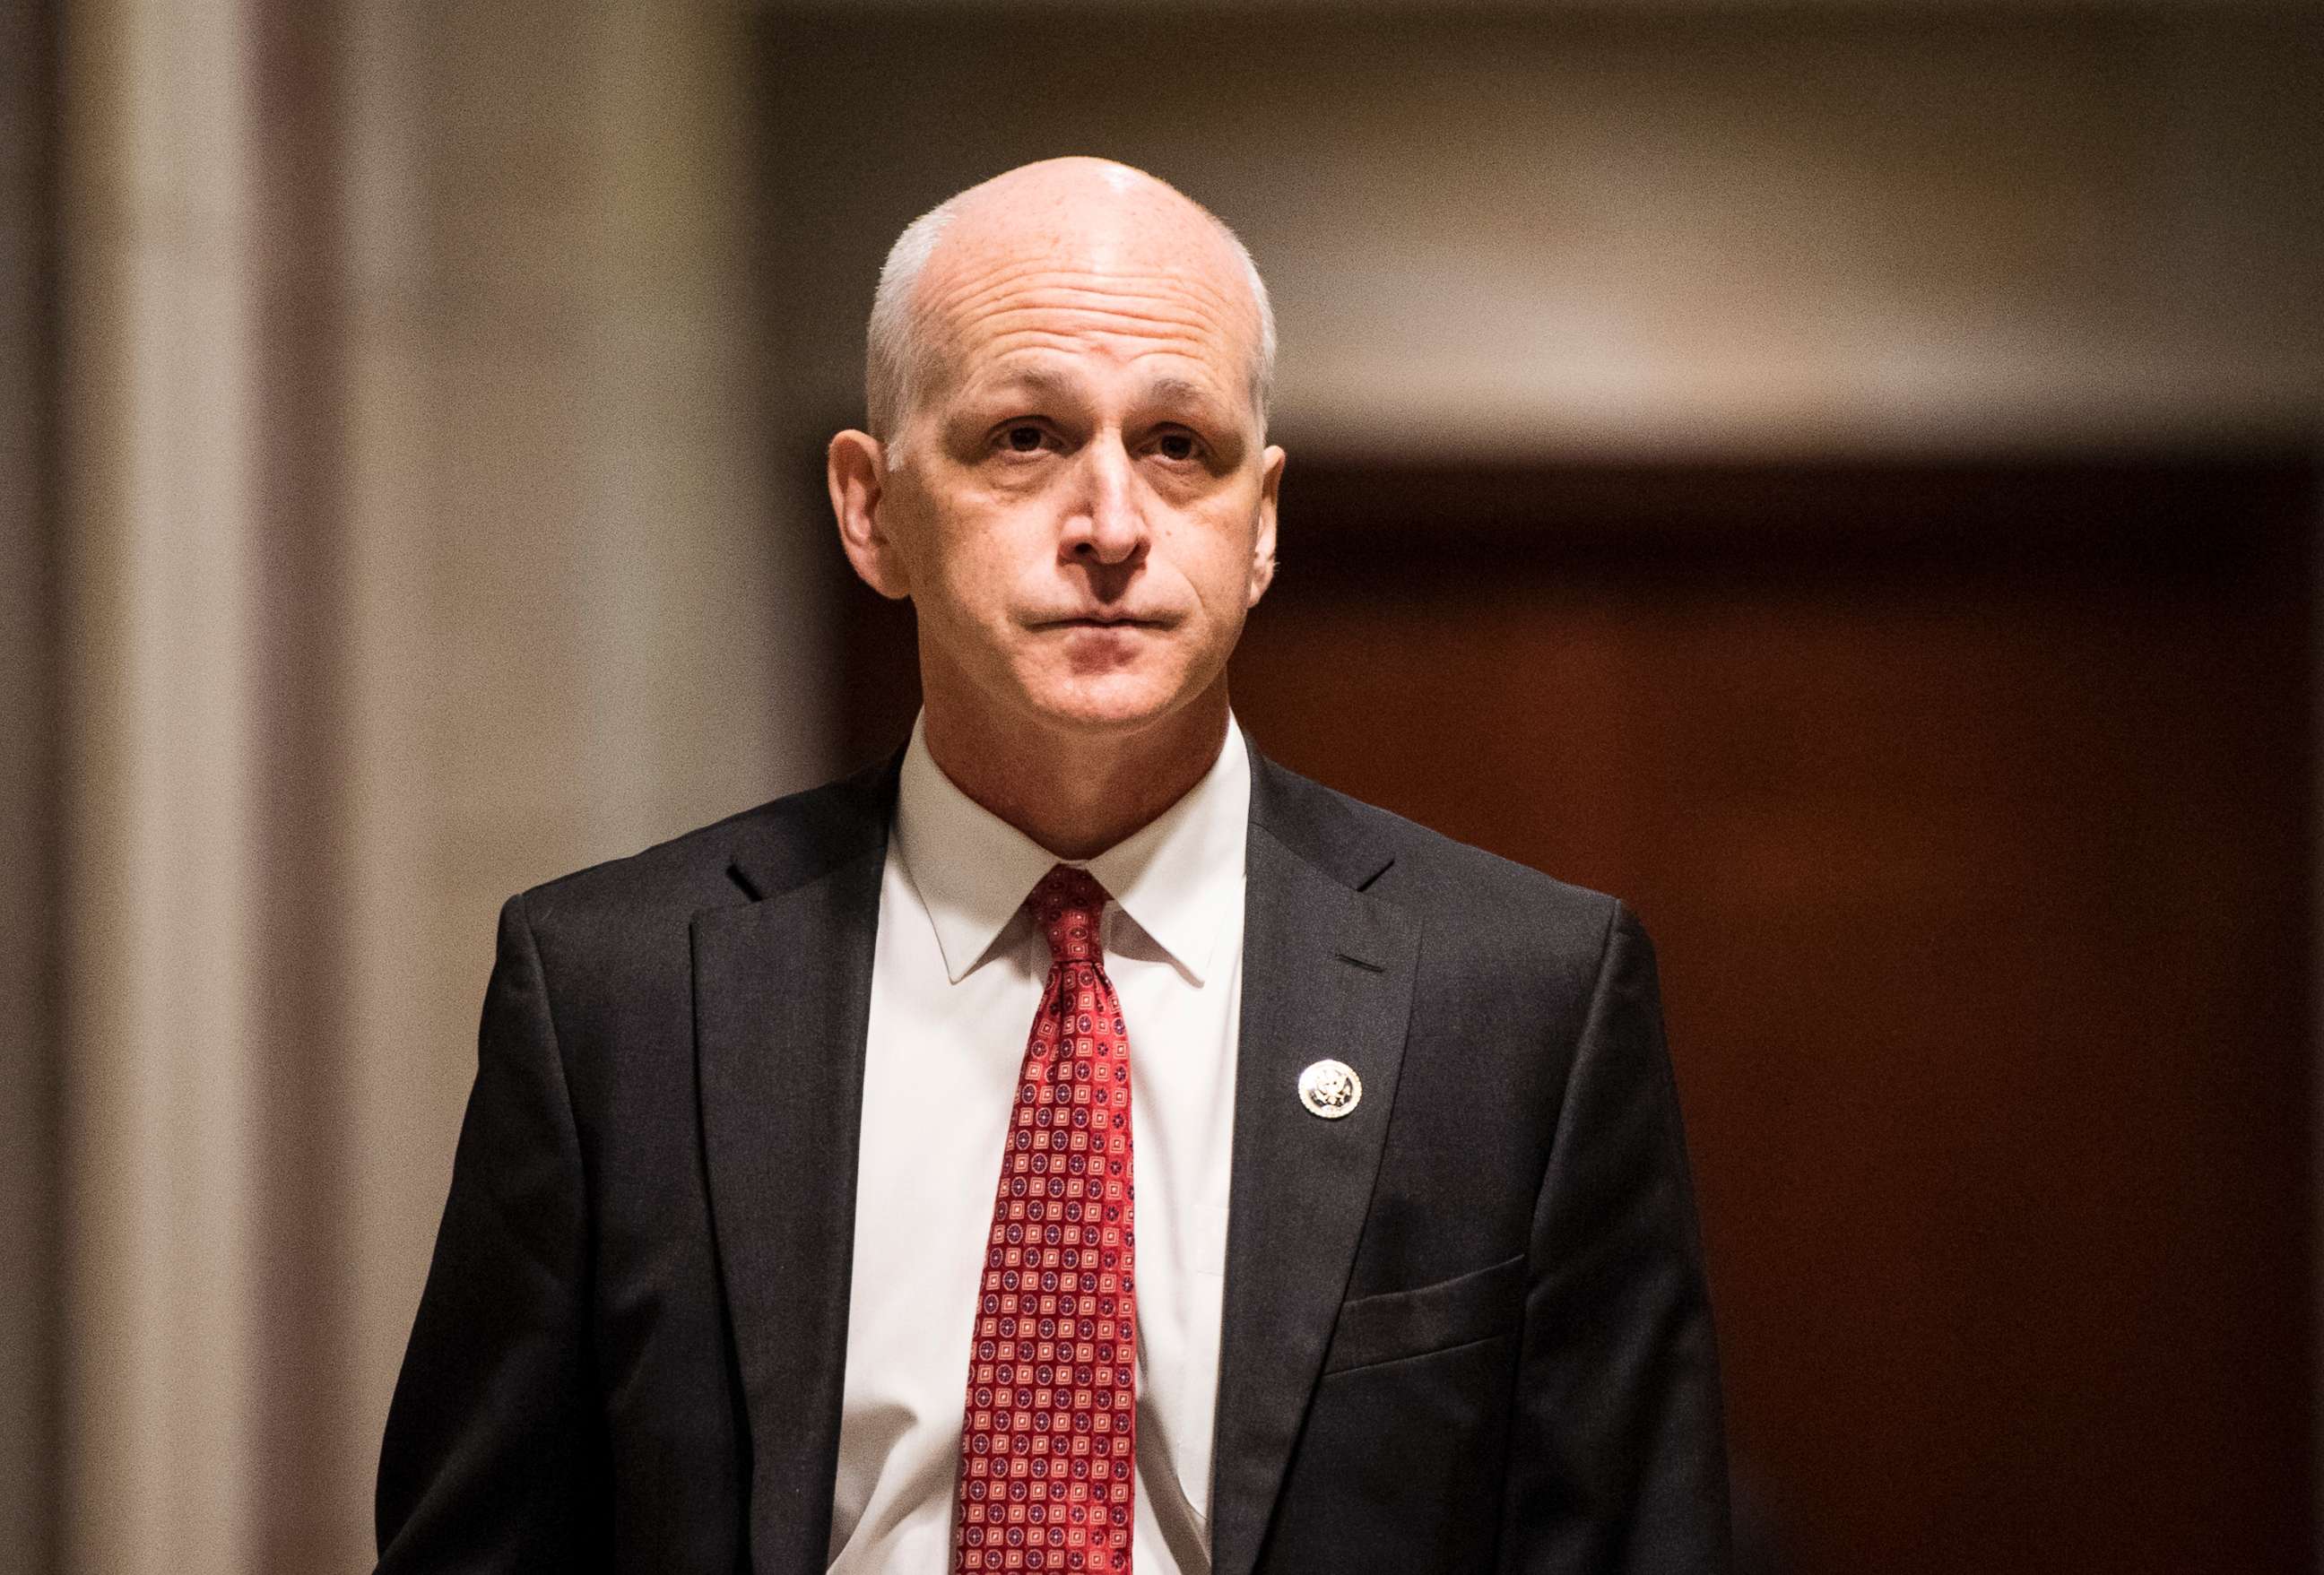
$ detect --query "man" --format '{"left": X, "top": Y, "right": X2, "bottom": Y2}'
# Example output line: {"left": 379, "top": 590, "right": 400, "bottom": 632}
{"left": 377, "top": 157, "right": 1729, "bottom": 1574}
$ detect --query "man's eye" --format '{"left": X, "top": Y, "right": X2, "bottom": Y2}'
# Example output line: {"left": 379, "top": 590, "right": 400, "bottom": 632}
{"left": 1002, "top": 425, "right": 1046, "bottom": 454}
{"left": 1155, "top": 432, "right": 1199, "bottom": 463}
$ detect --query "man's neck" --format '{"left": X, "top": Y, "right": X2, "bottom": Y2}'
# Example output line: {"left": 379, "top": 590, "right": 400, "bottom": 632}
{"left": 919, "top": 689, "right": 1232, "bottom": 861}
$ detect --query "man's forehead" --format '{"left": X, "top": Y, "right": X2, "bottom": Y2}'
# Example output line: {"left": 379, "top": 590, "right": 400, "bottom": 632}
{"left": 955, "top": 356, "right": 1237, "bottom": 411}
{"left": 922, "top": 229, "right": 1251, "bottom": 329}
{"left": 919, "top": 254, "right": 1257, "bottom": 412}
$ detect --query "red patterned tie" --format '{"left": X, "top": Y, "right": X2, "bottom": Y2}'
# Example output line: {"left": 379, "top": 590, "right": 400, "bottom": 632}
{"left": 954, "top": 864, "right": 1138, "bottom": 1575}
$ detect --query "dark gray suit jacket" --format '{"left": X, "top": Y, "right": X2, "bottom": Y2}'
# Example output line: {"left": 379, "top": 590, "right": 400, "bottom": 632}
{"left": 376, "top": 732, "right": 1730, "bottom": 1573}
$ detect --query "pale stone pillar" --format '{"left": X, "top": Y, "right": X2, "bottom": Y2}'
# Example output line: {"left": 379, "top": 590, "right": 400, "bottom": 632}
{"left": 337, "top": 4, "right": 824, "bottom": 1562}
{"left": 57, "top": 3, "right": 818, "bottom": 1570}
{"left": 57, "top": 0, "right": 269, "bottom": 1562}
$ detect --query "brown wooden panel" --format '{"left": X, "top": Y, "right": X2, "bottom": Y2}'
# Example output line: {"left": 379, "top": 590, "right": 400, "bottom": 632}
{"left": 1227, "top": 456, "right": 2315, "bottom": 1575}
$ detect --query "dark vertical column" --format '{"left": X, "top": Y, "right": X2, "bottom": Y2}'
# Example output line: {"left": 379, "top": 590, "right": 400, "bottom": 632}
{"left": 246, "top": 1, "right": 352, "bottom": 1568}
{"left": 0, "top": 1, "right": 61, "bottom": 1571}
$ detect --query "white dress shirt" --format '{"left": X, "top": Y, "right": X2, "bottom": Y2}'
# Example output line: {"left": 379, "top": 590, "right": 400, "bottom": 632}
{"left": 828, "top": 710, "right": 1250, "bottom": 1574}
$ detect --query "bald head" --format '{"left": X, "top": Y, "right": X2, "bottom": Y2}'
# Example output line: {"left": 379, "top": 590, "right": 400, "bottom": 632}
{"left": 865, "top": 158, "right": 1275, "bottom": 448}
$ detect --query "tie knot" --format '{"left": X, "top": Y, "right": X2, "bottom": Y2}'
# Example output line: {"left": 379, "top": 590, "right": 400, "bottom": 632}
{"left": 1027, "top": 863, "right": 1109, "bottom": 965}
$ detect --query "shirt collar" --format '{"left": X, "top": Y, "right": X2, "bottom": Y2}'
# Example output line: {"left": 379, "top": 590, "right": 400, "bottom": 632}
{"left": 892, "top": 709, "right": 1251, "bottom": 987}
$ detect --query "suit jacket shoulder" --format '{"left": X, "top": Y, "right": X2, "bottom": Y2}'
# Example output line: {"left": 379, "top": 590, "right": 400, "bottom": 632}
{"left": 516, "top": 749, "right": 897, "bottom": 932}
{"left": 1249, "top": 743, "right": 1625, "bottom": 989}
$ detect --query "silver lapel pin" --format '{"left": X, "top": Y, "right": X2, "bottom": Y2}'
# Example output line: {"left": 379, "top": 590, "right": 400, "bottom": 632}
{"left": 1297, "top": 1059, "right": 1362, "bottom": 1120}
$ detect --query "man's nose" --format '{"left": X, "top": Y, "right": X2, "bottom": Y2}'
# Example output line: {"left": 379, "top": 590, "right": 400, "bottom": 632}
{"left": 1062, "top": 437, "right": 1148, "bottom": 567}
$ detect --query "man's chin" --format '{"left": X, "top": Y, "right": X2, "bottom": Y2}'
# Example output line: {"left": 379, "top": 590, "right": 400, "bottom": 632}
{"left": 1019, "top": 677, "right": 1202, "bottom": 738}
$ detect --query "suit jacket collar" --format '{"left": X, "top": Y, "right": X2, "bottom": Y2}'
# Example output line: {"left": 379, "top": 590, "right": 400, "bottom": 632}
{"left": 700, "top": 725, "right": 1416, "bottom": 1575}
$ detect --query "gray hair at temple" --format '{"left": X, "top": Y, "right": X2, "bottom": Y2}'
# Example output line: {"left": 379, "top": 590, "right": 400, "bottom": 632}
{"left": 863, "top": 185, "right": 1278, "bottom": 454}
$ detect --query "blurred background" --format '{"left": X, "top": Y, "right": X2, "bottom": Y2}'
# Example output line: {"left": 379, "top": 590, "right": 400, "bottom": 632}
{"left": 1, "top": 1, "right": 2319, "bottom": 1571}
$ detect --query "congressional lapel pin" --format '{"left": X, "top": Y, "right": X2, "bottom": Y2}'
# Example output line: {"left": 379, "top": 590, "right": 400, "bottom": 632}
{"left": 1297, "top": 1059, "right": 1362, "bottom": 1120}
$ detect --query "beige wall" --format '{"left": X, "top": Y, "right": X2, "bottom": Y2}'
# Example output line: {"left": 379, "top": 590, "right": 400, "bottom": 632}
{"left": 334, "top": 17, "right": 828, "bottom": 1557}
{"left": 759, "top": 6, "right": 2322, "bottom": 457}
{"left": 53, "top": 3, "right": 825, "bottom": 1571}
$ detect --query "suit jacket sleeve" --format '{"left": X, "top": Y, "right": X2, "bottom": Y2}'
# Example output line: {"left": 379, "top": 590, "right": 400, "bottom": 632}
{"left": 376, "top": 892, "right": 611, "bottom": 1571}
{"left": 1500, "top": 901, "right": 1732, "bottom": 1573}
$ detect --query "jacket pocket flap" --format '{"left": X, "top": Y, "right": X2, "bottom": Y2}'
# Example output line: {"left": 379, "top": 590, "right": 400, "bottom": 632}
{"left": 1322, "top": 1251, "right": 1527, "bottom": 1374}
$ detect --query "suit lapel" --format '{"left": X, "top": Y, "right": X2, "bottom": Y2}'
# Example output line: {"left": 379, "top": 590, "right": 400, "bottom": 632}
{"left": 1209, "top": 748, "right": 1418, "bottom": 1575}
{"left": 693, "top": 755, "right": 896, "bottom": 1575}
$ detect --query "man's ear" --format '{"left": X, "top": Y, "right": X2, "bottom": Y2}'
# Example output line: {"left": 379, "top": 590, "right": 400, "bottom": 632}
{"left": 828, "top": 429, "right": 913, "bottom": 601}
{"left": 1246, "top": 443, "right": 1285, "bottom": 608}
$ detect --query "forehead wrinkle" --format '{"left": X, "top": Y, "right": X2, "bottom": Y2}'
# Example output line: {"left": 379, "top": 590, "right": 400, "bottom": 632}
{"left": 930, "top": 292, "right": 1248, "bottom": 411}
{"left": 932, "top": 288, "right": 1252, "bottom": 368}
{"left": 960, "top": 351, "right": 1235, "bottom": 410}
{"left": 935, "top": 258, "right": 1250, "bottom": 320}
{"left": 921, "top": 249, "right": 1258, "bottom": 347}
{"left": 966, "top": 303, "right": 1230, "bottom": 350}
{"left": 959, "top": 326, "right": 1236, "bottom": 393}
{"left": 939, "top": 279, "right": 1244, "bottom": 350}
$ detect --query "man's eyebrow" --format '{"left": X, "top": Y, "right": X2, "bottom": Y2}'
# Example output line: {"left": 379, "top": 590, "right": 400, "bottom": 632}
{"left": 1140, "top": 375, "right": 1228, "bottom": 415}
{"left": 963, "top": 366, "right": 1080, "bottom": 405}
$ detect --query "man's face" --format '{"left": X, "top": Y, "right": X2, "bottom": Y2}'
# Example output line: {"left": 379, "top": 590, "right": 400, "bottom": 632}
{"left": 855, "top": 205, "right": 1283, "bottom": 742}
